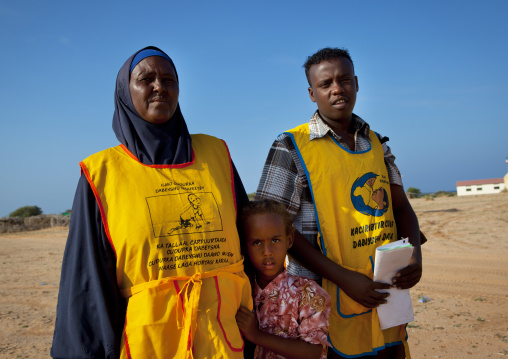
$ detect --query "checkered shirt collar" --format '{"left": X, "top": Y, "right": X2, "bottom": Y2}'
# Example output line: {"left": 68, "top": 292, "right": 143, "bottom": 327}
{"left": 308, "top": 111, "right": 371, "bottom": 142}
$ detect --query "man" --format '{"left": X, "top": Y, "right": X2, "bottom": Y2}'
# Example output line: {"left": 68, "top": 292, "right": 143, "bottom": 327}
{"left": 256, "top": 47, "right": 422, "bottom": 358}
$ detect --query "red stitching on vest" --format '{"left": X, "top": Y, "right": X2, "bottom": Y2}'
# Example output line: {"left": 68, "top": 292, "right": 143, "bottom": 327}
{"left": 123, "top": 317, "right": 132, "bottom": 359}
{"left": 119, "top": 144, "right": 196, "bottom": 168}
{"left": 214, "top": 276, "right": 244, "bottom": 352}
{"left": 79, "top": 161, "right": 116, "bottom": 258}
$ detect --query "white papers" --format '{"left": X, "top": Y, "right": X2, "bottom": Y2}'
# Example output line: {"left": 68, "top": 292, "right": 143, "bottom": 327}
{"left": 373, "top": 238, "right": 414, "bottom": 330}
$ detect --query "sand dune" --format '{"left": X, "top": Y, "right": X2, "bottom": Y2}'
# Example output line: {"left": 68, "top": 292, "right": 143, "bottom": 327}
{"left": 0, "top": 193, "right": 507, "bottom": 358}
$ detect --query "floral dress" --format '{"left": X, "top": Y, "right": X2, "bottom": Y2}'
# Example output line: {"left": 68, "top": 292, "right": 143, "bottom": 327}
{"left": 253, "top": 271, "right": 331, "bottom": 359}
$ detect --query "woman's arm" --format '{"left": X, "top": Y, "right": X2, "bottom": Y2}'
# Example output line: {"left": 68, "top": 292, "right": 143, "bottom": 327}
{"left": 51, "top": 175, "right": 126, "bottom": 359}
{"left": 232, "top": 161, "right": 249, "bottom": 209}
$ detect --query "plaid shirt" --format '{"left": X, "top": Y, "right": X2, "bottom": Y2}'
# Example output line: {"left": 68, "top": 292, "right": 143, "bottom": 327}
{"left": 255, "top": 112, "right": 403, "bottom": 280}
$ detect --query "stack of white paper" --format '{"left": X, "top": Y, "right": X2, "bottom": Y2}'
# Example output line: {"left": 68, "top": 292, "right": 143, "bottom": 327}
{"left": 373, "top": 238, "right": 414, "bottom": 330}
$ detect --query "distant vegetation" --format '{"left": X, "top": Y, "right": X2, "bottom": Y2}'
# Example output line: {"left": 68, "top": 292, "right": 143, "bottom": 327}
{"left": 406, "top": 187, "right": 422, "bottom": 198}
{"left": 9, "top": 206, "right": 42, "bottom": 219}
{"left": 248, "top": 193, "right": 256, "bottom": 200}
{"left": 421, "top": 191, "right": 457, "bottom": 200}
{"left": 406, "top": 187, "right": 457, "bottom": 200}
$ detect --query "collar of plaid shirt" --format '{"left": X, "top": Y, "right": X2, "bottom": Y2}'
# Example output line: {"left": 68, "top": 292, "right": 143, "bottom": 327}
{"left": 309, "top": 111, "right": 372, "bottom": 146}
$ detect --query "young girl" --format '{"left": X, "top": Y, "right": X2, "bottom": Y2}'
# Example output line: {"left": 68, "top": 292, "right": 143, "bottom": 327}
{"left": 236, "top": 199, "right": 331, "bottom": 359}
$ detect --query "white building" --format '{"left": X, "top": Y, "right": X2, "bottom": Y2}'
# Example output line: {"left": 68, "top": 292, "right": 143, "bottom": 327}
{"left": 456, "top": 177, "right": 506, "bottom": 196}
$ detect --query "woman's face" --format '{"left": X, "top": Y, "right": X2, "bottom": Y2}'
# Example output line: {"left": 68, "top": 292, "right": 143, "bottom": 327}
{"left": 129, "top": 56, "right": 179, "bottom": 124}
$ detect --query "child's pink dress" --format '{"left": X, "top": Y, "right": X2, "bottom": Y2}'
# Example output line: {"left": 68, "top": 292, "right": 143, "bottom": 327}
{"left": 253, "top": 271, "right": 331, "bottom": 359}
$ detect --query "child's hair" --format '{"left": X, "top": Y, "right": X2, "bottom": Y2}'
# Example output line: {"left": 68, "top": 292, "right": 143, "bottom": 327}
{"left": 303, "top": 47, "right": 354, "bottom": 86}
{"left": 239, "top": 199, "right": 294, "bottom": 235}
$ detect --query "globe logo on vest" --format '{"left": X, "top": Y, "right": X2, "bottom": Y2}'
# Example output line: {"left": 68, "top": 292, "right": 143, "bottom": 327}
{"left": 350, "top": 172, "right": 389, "bottom": 217}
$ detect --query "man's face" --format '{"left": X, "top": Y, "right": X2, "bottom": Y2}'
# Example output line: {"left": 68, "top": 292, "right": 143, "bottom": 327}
{"left": 308, "top": 57, "right": 358, "bottom": 125}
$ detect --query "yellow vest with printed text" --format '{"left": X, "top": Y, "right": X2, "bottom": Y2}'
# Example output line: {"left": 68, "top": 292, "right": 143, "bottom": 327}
{"left": 80, "top": 134, "right": 252, "bottom": 359}
{"left": 286, "top": 124, "right": 408, "bottom": 357}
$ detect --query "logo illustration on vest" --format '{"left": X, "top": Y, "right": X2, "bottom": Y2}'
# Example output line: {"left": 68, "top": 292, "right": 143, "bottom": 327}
{"left": 350, "top": 172, "right": 389, "bottom": 217}
{"left": 168, "top": 194, "right": 210, "bottom": 234}
{"left": 146, "top": 192, "right": 223, "bottom": 237}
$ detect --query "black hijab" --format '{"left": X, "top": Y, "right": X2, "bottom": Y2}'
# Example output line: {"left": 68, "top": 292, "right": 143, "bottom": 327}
{"left": 112, "top": 46, "right": 192, "bottom": 165}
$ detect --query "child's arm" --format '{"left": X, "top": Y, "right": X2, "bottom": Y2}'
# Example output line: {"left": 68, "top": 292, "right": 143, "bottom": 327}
{"left": 389, "top": 184, "right": 422, "bottom": 289}
{"left": 235, "top": 306, "right": 323, "bottom": 359}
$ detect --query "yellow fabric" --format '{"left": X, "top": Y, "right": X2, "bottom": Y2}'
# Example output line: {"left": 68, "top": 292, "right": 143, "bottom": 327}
{"left": 81, "top": 134, "right": 252, "bottom": 359}
{"left": 286, "top": 124, "right": 408, "bottom": 357}
{"left": 403, "top": 337, "right": 412, "bottom": 359}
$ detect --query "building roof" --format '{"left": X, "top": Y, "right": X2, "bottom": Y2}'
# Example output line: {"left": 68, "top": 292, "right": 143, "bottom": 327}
{"left": 456, "top": 178, "right": 504, "bottom": 186}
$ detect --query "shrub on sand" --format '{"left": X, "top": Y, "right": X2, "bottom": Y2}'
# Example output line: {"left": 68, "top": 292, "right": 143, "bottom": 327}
{"left": 9, "top": 206, "right": 42, "bottom": 219}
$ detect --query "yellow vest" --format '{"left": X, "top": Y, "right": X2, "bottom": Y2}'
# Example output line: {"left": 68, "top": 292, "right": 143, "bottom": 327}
{"left": 286, "top": 124, "right": 408, "bottom": 357}
{"left": 80, "top": 134, "right": 253, "bottom": 359}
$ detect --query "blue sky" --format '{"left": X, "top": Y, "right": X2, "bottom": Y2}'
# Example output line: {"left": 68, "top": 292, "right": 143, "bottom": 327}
{"left": 0, "top": 0, "right": 507, "bottom": 216}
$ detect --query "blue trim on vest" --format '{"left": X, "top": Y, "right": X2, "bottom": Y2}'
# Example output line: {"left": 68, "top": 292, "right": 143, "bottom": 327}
{"left": 286, "top": 130, "right": 408, "bottom": 357}
{"left": 285, "top": 131, "right": 372, "bottom": 320}
{"left": 385, "top": 340, "right": 404, "bottom": 348}
{"left": 328, "top": 133, "right": 371, "bottom": 154}
{"left": 336, "top": 287, "right": 373, "bottom": 319}
{"left": 335, "top": 255, "right": 374, "bottom": 319}
{"left": 284, "top": 131, "right": 327, "bottom": 256}
{"left": 327, "top": 333, "right": 386, "bottom": 357}
{"left": 327, "top": 333, "right": 405, "bottom": 357}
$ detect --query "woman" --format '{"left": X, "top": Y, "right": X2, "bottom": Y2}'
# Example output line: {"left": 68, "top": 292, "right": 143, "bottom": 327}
{"left": 51, "top": 47, "right": 252, "bottom": 359}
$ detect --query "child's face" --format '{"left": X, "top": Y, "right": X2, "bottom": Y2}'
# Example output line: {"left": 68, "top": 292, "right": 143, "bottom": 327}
{"left": 188, "top": 194, "right": 201, "bottom": 206}
{"left": 308, "top": 57, "right": 358, "bottom": 125}
{"left": 243, "top": 213, "right": 294, "bottom": 288}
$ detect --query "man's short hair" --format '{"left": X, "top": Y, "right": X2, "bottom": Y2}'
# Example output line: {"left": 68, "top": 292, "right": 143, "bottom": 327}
{"left": 303, "top": 47, "right": 354, "bottom": 86}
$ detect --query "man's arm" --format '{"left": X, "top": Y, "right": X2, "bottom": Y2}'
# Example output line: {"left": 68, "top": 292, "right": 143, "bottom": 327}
{"left": 390, "top": 184, "right": 422, "bottom": 289}
{"left": 289, "top": 232, "right": 391, "bottom": 308}
{"left": 257, "top": 136, "right": 390, "bottom": 308}
{"left": 381, "top": 135, "right": 423, "bottom": 286}
{"left": 289, "top": 185, "right": 423, "bottom": 305}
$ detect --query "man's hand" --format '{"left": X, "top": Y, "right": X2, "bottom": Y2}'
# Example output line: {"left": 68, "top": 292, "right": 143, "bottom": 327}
{"left": 392, "top": 253, "right": 422, "bottom": 289}
{"left": 235, "top": 306, "right": 260, "bottom": 343}
{"left": 341, "top": 269, "right": 391, "bottom": 308}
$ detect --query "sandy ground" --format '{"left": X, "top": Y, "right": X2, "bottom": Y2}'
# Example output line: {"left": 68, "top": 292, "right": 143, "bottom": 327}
{"left": 0, "top": 193, "right": 507, "bottom": 358}
{"left": 408, "top": 193, "right": 508, "bottom": 358}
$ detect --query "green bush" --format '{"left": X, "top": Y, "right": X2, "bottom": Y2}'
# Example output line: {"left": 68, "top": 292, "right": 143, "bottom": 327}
{"left": 406, "top": 187, "right": 422, "bottom": 198}
{"left": 9, "top": 205, "right": 42, "bottom": 219}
